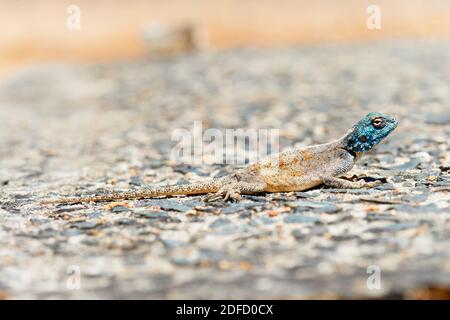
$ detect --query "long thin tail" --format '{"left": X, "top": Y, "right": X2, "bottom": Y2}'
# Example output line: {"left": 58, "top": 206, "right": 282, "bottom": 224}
{"left": 42, "top": 178, "right": 224, "bottom": 205}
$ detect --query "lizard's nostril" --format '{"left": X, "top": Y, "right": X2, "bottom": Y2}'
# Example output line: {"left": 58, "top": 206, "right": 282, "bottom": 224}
{"left": 388, "top": 117, "right": 398, "bottom": 124}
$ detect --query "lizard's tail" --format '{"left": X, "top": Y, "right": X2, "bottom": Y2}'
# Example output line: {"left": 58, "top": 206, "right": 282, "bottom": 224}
{"left": 41, "top": 178, "right": 224, "bottom": 205}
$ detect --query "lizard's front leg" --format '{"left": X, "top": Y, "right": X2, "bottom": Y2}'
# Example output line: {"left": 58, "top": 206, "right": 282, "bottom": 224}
{"left": 320, "top": 176, "right": 382, "bottom": 189}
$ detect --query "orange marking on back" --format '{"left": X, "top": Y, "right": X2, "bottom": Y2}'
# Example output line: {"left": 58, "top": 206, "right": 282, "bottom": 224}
{"left": 278, "top": 159, "right": 287, "bottom": 169}
{"left": 302, "top": 151, "right": 313, "bottom": 160}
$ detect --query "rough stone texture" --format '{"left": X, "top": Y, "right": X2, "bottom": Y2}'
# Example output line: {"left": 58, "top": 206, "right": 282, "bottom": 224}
{"left": 0, "top": 40, "right": 449, "bottom": 299}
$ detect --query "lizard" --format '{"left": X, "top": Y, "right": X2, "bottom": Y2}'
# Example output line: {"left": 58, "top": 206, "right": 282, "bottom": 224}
{"left": 42, "top": 112, "right": 398, "bottom": 204}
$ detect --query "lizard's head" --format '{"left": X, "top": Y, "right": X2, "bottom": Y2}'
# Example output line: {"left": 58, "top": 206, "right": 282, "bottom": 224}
{"left": 345, "top": 112, "right": 398, "bottom": 152}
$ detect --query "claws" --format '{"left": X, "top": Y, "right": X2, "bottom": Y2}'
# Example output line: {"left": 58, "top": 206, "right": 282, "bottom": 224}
{"left": 203, "top": 184, "right": 242, "bottom": 202}
{"left": 203, "top": 193, "right": 222, "bottom": 202}
{"left": 365, "top": 180, "right": 383, "bottom": 188}
{"left": 357, "top": 179, "right": 383, "bottom": 188}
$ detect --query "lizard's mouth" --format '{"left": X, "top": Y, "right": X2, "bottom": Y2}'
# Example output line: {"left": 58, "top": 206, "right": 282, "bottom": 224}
{"left": 393, "top": 119, "right": 399, "bottom": 129}
{"left": 388, "top": 115, "right": 399, "bottom": 128}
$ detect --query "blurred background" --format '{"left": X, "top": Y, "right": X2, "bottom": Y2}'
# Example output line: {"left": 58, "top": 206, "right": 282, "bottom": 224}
{"left": 1, "top": 0, "right": 450, "bottom": 79}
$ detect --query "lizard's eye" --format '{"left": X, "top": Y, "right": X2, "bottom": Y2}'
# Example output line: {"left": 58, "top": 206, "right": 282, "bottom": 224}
{"left": 372, "top": 118, "right": 385, "bottom": 129}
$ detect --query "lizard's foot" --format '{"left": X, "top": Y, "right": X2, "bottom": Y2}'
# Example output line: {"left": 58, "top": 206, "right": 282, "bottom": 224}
{"left": 362, "top": 180, "right": 383, "bottom": 188}
{"left": 352, "top": 179, "right": 383, "bottom": 188}
{"left": 321, "top": 176, "right": 383, "bottom": 189}
{"left": 204, "top": 184, "right": 242, "bottom": 202}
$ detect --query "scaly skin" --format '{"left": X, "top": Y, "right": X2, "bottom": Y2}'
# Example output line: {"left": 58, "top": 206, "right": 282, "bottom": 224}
{"left": 42, "top": 112, "right": 398, "bottom": 204}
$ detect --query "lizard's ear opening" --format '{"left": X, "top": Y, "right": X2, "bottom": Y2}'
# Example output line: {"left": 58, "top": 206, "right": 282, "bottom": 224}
{"left": 345, "top": 131, "right": 374, "bottom": 152}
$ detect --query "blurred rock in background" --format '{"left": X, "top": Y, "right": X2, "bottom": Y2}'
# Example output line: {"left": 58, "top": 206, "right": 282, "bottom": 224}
{"left": 141, "top": 21, "right": 209, "bottom": 57}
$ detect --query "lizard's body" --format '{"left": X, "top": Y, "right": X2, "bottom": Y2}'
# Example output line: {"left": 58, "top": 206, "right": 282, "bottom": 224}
{"left": 251, "top": 140, "right": 358, "bottom": 192}
{"left": 43, "top": 112, "right": 398, "bottom": 204}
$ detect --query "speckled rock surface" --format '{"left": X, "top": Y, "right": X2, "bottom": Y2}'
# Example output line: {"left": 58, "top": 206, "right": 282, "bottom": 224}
{"left": 0, "top": 40, "right": 449, "bottom": 299}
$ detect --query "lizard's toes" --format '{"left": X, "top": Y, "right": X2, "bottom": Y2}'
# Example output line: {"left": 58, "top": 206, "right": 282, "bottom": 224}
{"left": 228, "top": 191, "right": 241, "bottom": 201}
{"left": 203, "top": 192, "right": 222, "bottom": 202}
{"left": 366, "top": 180, "right": 383, "bottom": 188}
{"left": 223, "top": 190, "right": 241, "bottom": 202}
{"left": 203, "top": 184, "right": 242, "bottom": 202}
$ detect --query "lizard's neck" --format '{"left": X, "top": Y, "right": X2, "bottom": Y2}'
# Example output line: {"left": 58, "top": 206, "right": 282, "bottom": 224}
{"left": 336, "top": 132, "right": 364, "bottom": 161}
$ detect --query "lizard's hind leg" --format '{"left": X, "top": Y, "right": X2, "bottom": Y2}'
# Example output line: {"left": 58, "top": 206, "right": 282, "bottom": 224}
{"left": 204, "top": 173, "right": 267, "bottom": 202}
